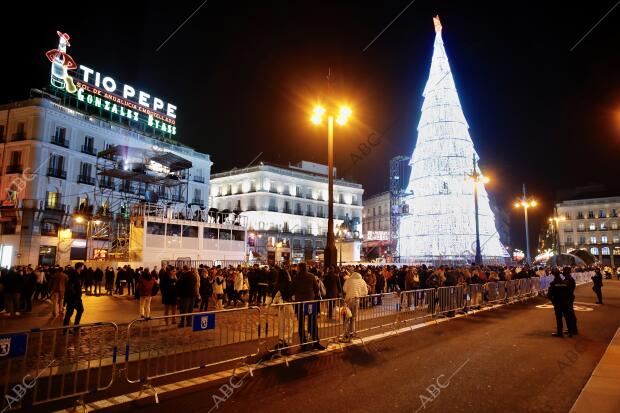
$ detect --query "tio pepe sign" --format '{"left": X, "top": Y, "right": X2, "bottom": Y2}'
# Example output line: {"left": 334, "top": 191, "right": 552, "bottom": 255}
{"left": 46, "top": 31, "right": 177, "bottom": 136}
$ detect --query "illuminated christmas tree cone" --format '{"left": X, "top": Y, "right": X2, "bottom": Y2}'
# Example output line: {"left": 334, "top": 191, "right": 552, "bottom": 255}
{"left": 399, "top": 16, "right": 507, "bottom": 264}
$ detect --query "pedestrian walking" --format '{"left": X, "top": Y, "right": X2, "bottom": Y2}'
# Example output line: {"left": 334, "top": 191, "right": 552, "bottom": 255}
{"left": 592, "top": 268, "right": 604, "bottom": 304}
{"left": 49, "top": 268, "right": 68, "bottom": 317}
{"left": 63, "top": 263, "right": 85, "bottom": 330}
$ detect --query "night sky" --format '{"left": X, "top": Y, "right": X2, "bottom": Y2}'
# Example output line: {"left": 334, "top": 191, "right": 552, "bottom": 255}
{"left": 3, "top": 0, "right": 620, "bottom": 252}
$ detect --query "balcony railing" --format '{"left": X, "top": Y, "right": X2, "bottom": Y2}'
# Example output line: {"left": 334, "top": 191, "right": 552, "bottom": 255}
{"left": 11, "top": 132, "right": 26, "bottom": 141}
{"left": 44, "top": 202, "right": 66, "bottom": 212}
{"left": 193, "top": 175, "right": 205, "bottom": 183}
{"left": 81, "top": 144, "right": 97, "bottom": 156}
{"left": 47, "top": 168, "right": 67, "bottom": 179}
{"left": 51, "top": 135, "right": 69, "bottom": 148}
{"left": 77, "top": 175, "right": 96, "bottom": 185}
{"left": 99, "top": 179, "right": 115, "bottom": 189}
{"left": 6, "top": 164, "right": 22, "bottom": 174}
{"left": 283, "top": 208, "right": 292, "bottom": 214}
{"left": 191, "top": 198, "right": 204, "bottom": 206}
{"left": 294, "top": 209, "right": 303, "bottom": 215}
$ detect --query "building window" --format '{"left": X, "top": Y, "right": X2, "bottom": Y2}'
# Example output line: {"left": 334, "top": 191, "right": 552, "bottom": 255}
{"left": 46, "top": 192, "right": 60, "bottom": 209}
{"left": 564, "top": 212, "right": 571, "bottom": 220}
{"left": 82, "top": 136, "right": 95, "bottom": 154}
{"left": 13, "top": 122, "right": 25, "bottom": 140}
{"left": 579, "top": 236, "right": 586, "bottom": 244}
{"left": 590, "top": 236, "right": 597, "bottom": 244}
{"left": 589, "top": 223, "right": 596, "bottom": 231}
{"left": 578, "top": 223, "right": 585, "bottom": 231}
{"left": 612, "top": 209, "right": 618, "bottom": 218}
{"left": 373, "top": 207, "right": 376, "bottom": 216}
{"left": 602, "top": 235, "right": 608, "bottom": 244}
{"left": 588, "top": 211, "right": 594, "bottom": 219}
{"left": 576, "top": 212, "right": 584, "bottom": 219}
{"left": 378, "top": 206, "right": 382, "bottom": 216}
{"left": 600, "top": 223, "right": 607, "bottom": 230}
{"left": 613, "top": 235, "right": 620, "bottom": 243}
{"left": 193, "top": 188, "right": 202, "bottom": 205}
{"left": 602, "top": 247, "right": 610, "bottom": 255}
{"left": 566, "top": 236, "right": 573, "bottom": 244}
{"left": 590, "top": 247, "right": 599, "bottom": 255}
{"left": 599, "top": 209, "right": 606, "bottom": 218}
{"left": 612, "top": 222, "right": 618, "bottom": 230}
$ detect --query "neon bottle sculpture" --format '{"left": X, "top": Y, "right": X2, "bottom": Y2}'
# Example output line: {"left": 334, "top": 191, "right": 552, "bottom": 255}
{"left": 45, "top": 31, "right": 77, "bottom": 93}
{"left": 399, "top": 16, "right": 507, "bottom": 264}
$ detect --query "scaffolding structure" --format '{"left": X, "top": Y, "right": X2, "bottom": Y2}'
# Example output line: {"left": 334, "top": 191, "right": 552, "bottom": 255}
{"left": 389, "top": 155, "right": 410, "bottom": 260}
{"left": 90, "top": 145, "right": 192, "bottom": 260}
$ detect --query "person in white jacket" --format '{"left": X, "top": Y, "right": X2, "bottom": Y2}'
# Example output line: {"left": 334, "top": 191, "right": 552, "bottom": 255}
{"left": 341, "top": 272, "right": 368, "bottom": 342}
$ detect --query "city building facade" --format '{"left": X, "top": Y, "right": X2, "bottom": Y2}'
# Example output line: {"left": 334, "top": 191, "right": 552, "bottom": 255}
{"left": 210, "top": 161, "right": 363, "bottom": 263}
{"left": 0, "top": 96, "right": 214, "bottom": 267}
{"left": 556, "top": 196, "right": 620, "bottom": 266}
{"left": 361, "top": 191, "right": 393, "bottom": 259}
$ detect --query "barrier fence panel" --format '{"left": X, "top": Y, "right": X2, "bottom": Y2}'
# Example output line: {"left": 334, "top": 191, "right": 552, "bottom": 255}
{"left": 353, "top": 292, "right": 401, "bottom": 335}
{"left": 262, "top": 298, "right": 344, "bottom": 352}
{"left": 0, "top": 322, "right": 118, "bottom": 411}
{"left": 125, "top": 307, "right": 261, "bottom": 384}
{"left": 398, "top": 289, "right": 436, "bottom": 326}
{"left": 435, "top": 286, "right": 466, "bottom": 315}
{"left": 467, "top": 284, "right": 484, "bottom": 308}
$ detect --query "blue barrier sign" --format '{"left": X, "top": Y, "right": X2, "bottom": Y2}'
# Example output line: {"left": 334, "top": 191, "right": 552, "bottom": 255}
{"left": 304, "top": 302, "right": 319, "bottom": 315}
{"left": 0, "top": 333, "right": 28, "bottom": 359}
{"left": 192, "top": 313, "right": 215, "bottom": 332}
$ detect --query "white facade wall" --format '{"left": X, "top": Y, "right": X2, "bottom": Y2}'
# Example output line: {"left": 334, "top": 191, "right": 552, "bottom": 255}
{"left": 0, "top": 98, "right": 212, "bottom": 266}
{"left": 210, "top": 164, "right": 363, "bottom": 262}
{"left": 556, "top": 197, "right": 620, "bottom": 265}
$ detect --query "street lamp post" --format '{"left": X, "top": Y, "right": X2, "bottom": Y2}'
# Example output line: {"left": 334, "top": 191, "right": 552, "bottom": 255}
{"left": 311, "top": 103, "right": 352, "bottom": 269}
{"left": 514, "top": 184, "right": 537, "bottom": 264}
{"left": 467, "top": 155, "right": 489, "bottom": 266}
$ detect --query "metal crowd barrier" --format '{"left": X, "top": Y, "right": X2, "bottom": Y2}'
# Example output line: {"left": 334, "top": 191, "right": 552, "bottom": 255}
{"left": 397, "top": 288, "right": 437, "bottom": 326}
{"left": 262, "top": 298, "right": 344, "bottom": 353}
{"left": 0, "top": 271, "right": 596, "bottom": 410}
{"left": 125, "top": 306, "right": 261, "bottom": 389}
{"left": 0, "top": 322, "right": 118, "bottom": 411}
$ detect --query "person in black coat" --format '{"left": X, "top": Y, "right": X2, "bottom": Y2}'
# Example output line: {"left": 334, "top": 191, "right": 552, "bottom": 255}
{"left": 63, "top": 263, "right": 85, "bottom": 329}
{"left": 592, "top": 268, "right": 604, "bottom": 304}
{"left": 562, "top": 267, "right": 578, "bottom": 335}
{"left": 547, "top": 268, "right": 571, "bottom": 337}
{"left": 323, "top": 267, "right": 341, "bottom": 319}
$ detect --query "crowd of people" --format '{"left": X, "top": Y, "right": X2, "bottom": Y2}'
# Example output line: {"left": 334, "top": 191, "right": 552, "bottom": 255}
{"left": 0, "top": 262, "right": 605, "bottom": 340}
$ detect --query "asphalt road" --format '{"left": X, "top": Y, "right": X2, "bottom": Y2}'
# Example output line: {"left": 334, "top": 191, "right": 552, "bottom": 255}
{"left": 104, "top": 280, "right": 620, "bottom": 413}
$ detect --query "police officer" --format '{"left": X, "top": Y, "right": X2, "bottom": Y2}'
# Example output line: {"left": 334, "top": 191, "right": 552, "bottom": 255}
{"left": 562, "top": 267, "right": 578, "bottom": 335}
{"left": 547, "top": 268, "right": 571, "bottom": 337}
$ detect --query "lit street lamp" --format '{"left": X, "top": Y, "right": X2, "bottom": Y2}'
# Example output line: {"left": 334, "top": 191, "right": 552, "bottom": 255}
{"left": 514, "top": 184, "right": 537, "bottom": 264}
{"left": 467, "top": 155, "right": 490, "bottom": 266}
{"left": 311, "top": 103, "right": 352, "bottom": 268}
